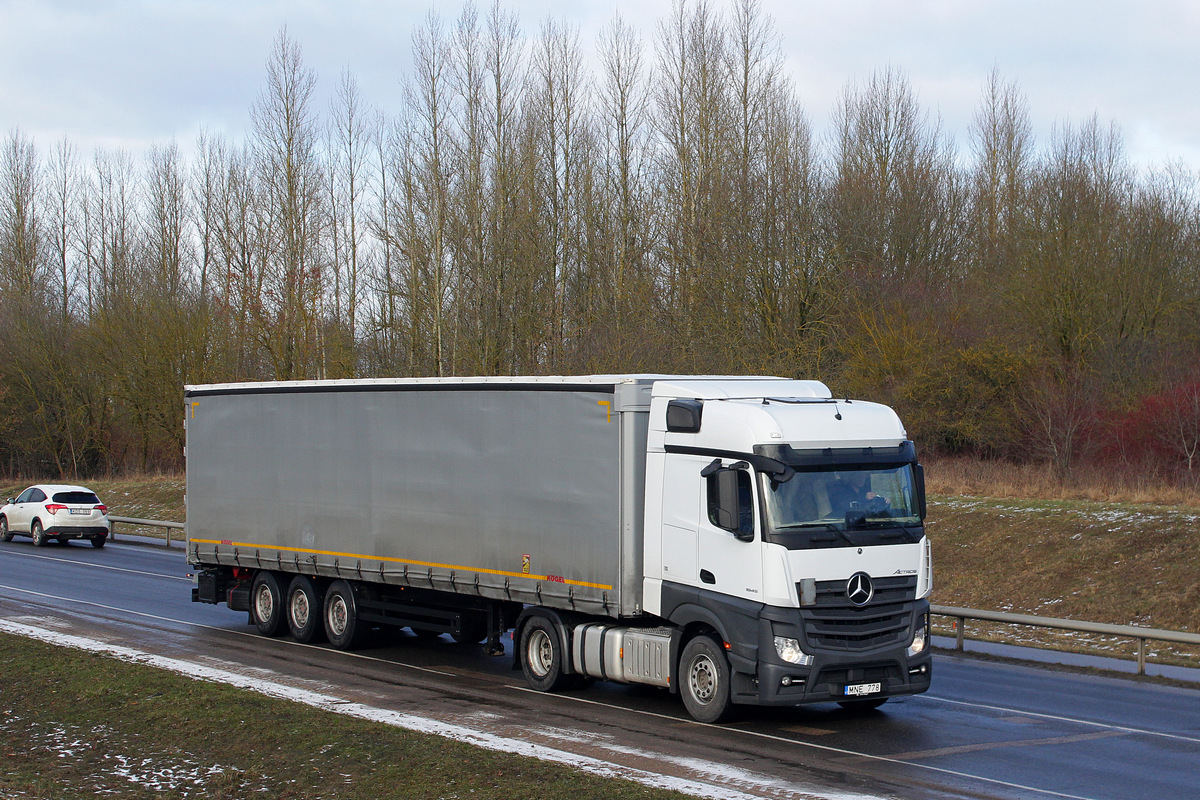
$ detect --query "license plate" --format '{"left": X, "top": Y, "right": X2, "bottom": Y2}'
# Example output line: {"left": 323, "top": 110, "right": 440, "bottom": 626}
{"left": 844, "top": 682, "right": 882, "bottom": 697}
{"left": 69, "top": 508, "right": 90, "bottom": 515}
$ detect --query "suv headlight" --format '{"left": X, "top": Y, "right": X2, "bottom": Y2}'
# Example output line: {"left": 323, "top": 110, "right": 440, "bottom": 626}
{"left": 774, "top": 636, "right": 814, "bottom": 666}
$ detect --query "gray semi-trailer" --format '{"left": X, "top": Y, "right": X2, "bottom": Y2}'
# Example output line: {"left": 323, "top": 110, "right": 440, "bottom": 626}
{"left": 186, "top": 375, "right": 932, "bottom": 722}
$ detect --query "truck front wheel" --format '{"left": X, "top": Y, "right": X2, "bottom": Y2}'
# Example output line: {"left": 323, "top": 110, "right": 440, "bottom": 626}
{"left": 251, "top": 572, "right": 287, "bottom": 636}
{"left": 519, "top": 616, "right": 571, "bottom": 692}
{"left": 680, "top": 636, "right": 733, "bottom": 723}
{"left": 323, "top": 580, "right": 363, "bottom": 650}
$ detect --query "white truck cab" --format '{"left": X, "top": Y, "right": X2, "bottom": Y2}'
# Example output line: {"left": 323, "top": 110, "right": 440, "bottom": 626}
{"left": 639, "top": 379, "right": 932, "bottom": 719}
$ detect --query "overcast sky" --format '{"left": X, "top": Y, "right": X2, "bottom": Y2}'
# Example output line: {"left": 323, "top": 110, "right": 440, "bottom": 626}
{"left": 1, "top": 0, "right": 1197, "bottom": 171}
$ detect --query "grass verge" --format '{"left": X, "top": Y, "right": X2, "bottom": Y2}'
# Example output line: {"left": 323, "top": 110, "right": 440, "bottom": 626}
{"left": 0, "top": 632, "right": 687, "bottom": 800}
{"left": 928, "top": 495, "right": 1200, "bottom": 667}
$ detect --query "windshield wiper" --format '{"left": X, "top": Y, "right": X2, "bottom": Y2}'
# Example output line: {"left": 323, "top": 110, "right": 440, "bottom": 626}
{"left": 873, "top": 522, "right": 923, "bottom": 542}
{"left": 795, "top": 523, "right": 855, "bottom": 546}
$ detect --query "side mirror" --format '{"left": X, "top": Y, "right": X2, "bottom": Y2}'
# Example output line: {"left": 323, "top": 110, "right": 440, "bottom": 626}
{"left": 710, "top": 464, "right": 755, "bottom": 542}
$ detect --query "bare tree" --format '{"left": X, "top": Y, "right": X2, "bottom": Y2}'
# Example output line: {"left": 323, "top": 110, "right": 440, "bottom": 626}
{"left": 654, "top": 0, "right": 731, "bottom": 366}
{"left": 251, "top": 29, "right": 326, "bottom": 380}
{"left": 45, "top": 137, "right": 81, "bottom": 323}
{"left": 0, "top": 129, "right": 44, "bottom": 297}
{"left": 400, "top": 11, "right": 456, "bottom": 375}
{"left": 969, "top": 67, "right": 1032, "bottom": 276}
{"left": 597, "top": 13, "right": 653, "bottom": 340}
{"left": 325, "top": 68, "right": 374, "bottom": 377}
{"left": 829, "top": 66, "right": 963, "bottom": 296}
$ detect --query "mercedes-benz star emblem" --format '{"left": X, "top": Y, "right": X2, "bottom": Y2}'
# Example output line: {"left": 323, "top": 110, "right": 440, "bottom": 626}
{"left": 847, "top": 572, "right": 874, "bottom": 606}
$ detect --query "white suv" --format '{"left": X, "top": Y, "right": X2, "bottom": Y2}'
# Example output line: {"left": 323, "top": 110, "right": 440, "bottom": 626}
{"left": 0, "top": 484, "right": 110, "bottom": 548}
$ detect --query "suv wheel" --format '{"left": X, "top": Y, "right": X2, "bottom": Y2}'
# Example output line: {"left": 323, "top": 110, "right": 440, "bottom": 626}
{"left": 31, "top": 520, "right": 47, "bottom": 547}
{"left": 0, "top": 517, "right": 11, "bottom": 542}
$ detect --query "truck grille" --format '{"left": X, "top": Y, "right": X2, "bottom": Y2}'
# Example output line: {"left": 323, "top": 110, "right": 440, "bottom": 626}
{"left": 800, "top": 575, "right": 918, "bottom": 652}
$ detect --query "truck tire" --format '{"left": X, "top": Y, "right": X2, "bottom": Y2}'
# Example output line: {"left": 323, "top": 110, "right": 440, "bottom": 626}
{"left": 251, "top": 572, "right": 287, "bottom": 636}
{"left": 286, "top": 575, "right": 325, "bottom": 643}
{"left": 679, "top": 636, "right": 733, "bottom": 723}
{"left": 519, "top": 616, "right": 572, "bottom": 692}
{"left": 323, "top": 580, "right": 364, "bottom": 650}
{"left": 31, "top": 520, "right": 47, "bottom": 547}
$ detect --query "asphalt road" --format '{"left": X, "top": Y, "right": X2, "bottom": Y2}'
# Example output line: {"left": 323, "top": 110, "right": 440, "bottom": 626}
{"left": 1, "top": 538, "right": 1197, "bottom": 800}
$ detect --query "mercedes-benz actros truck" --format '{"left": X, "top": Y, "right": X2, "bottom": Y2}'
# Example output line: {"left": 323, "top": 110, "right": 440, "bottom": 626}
{"left": 186, "top": 375, "right": 932, "bottom": 722}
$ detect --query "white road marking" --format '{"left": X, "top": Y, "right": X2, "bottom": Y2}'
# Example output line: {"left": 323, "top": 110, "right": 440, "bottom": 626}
{"left": 0, "top": 547, "right": 190, "bottom": 581}
{"left": 921, "top": 695, "right": 1200, "bottom": 745}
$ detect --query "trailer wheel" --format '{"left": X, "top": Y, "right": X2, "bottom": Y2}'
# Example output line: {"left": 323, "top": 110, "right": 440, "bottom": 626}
{"left": 286, "top": 575, "right": 325, "bottom": 643}
{"left": 519, "top": 616, "right": 571, "bottom": 692}
{"left": 680, "top": 636, "right": 733, "bottom": 723}
{"left": 323, "top": 580, "right": 363, "bottom": 650}
{"left": 251, "top": 572, "right": 287, "bottom": 636}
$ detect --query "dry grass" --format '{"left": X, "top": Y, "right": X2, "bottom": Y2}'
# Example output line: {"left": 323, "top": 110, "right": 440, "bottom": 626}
{"left": 925, "top": 455, "right": 1200, "bottom": 507}
{"left": 2, "top": 473, "right": 185, "bottom": 521}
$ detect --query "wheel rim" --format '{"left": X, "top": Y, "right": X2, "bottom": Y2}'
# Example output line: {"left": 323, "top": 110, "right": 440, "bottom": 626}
{"left": 327, "top": 595, "right": 348, "bottom": 637}
{"left": 688, "top": 654, "right": 718, "bottom": 705}
{"left": 254, "top": 584, "right": 275, "bottom": 623}
{"left": 526, "top": 628, "right": 554, "bottom": 678}
{"left": 290, "top": 590, "right": 310, "bottom": 629}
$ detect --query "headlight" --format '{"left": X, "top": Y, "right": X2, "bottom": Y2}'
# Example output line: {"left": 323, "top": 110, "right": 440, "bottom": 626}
{"left": 774, "top": 636, "right": 814, "bottom": 666}
{"left": 907, "top": 615, "right": 929, "bottom": 656}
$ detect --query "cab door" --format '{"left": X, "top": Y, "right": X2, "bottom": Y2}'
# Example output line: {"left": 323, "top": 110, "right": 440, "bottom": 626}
{"left": 696, "top": 463, "right": 763, "bottom": 601}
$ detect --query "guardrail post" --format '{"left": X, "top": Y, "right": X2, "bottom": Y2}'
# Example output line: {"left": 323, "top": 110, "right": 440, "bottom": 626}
{"left": 1138, "top": 638, "right": 1146, "bottom": 675}
{"left": 956, "top": 617, "right": 965, "bottom": 651}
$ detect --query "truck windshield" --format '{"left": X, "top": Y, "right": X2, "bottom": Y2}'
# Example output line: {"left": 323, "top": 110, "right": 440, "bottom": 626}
{"left": 761, "top": 464, "right": 922, "bottom": 549}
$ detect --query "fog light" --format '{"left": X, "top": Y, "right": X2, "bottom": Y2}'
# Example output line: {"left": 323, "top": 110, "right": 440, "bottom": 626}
{"left": 774, "top": 636, "right": 814, "bottom": 666}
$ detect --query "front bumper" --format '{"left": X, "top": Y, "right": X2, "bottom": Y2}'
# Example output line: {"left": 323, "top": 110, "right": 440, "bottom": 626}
{"left": 732, "top": 599, "right": 933, "bottom": 707}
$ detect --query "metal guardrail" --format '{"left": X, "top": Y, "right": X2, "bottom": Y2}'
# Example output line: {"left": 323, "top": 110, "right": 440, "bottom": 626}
{"left": 101, "top": 514, "right": 1198, "bottom": 675}
{"left": 931, "top": 604, "right": 1200, "bottom": 675}
{"left": 108, "top": 515, "right": 186, "bottom": 547}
